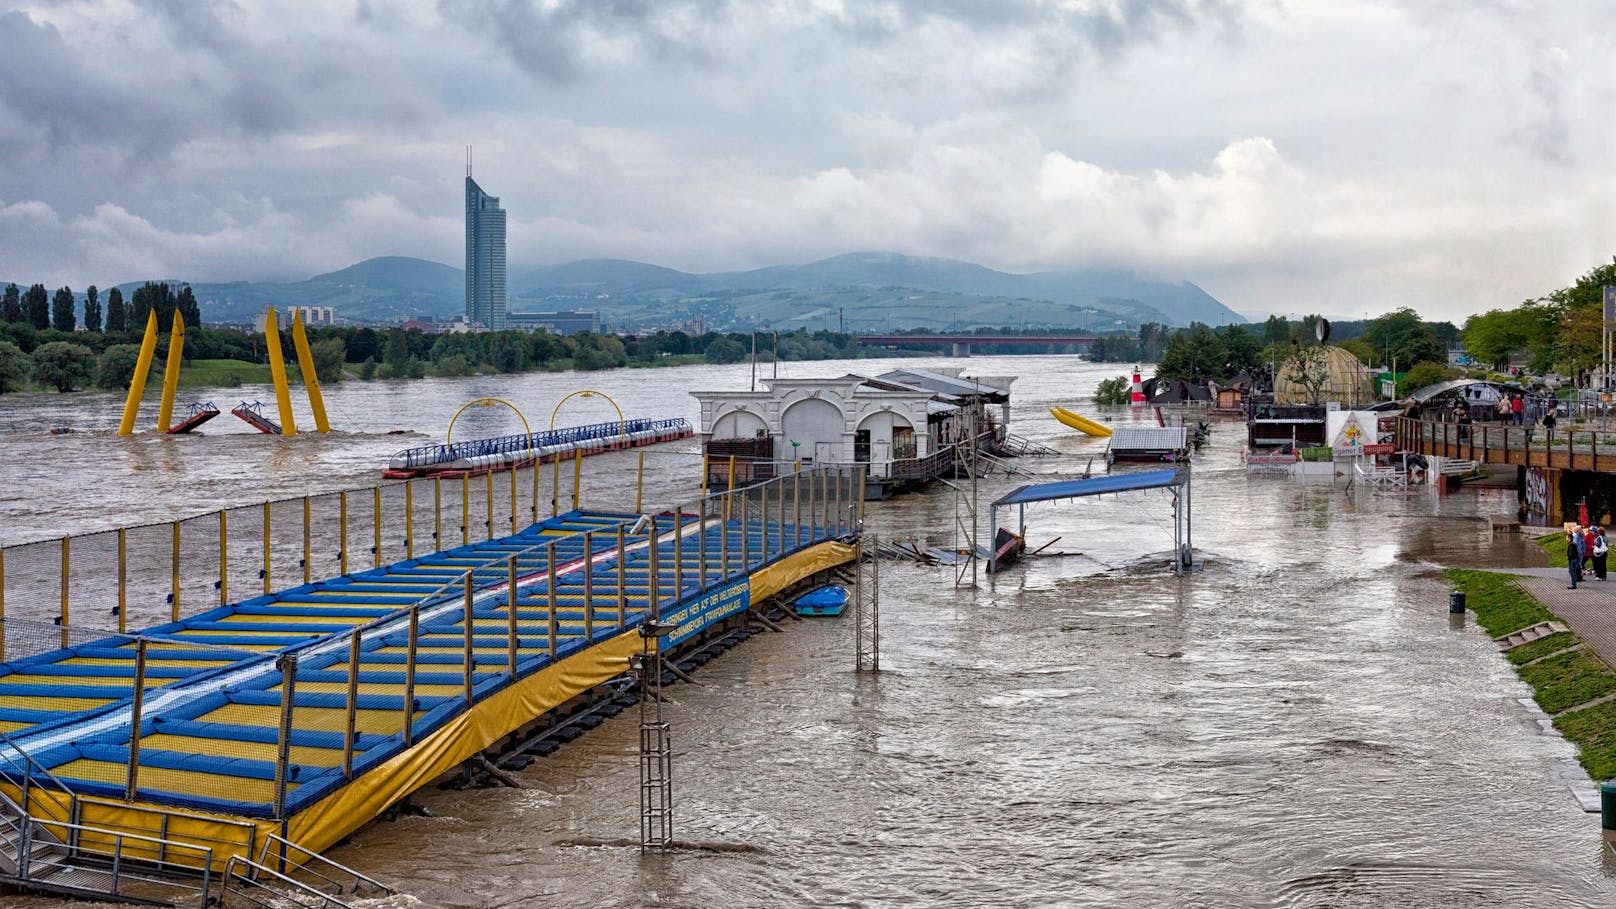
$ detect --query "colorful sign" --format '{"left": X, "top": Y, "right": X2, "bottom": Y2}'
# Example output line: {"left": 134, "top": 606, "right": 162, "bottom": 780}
{"left": 1327, "top": 411, "right": 1376, "bottom": 455}
{"left": 659, "top": 578, "right": 751, "bottom": 648}
{"left": 1363, "top": 443, "right": 1394, "bottom": 455}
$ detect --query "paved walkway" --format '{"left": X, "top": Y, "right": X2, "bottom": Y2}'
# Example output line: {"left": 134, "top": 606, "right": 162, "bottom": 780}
{"left": 1485, "top": 566, "right": 1616, "bottom": 666}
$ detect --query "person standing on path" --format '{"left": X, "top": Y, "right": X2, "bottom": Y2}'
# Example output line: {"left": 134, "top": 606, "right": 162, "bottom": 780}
{"left": 1512, "top": 394, "right": 1525, "bottom": 425}
{"left": 1568, "top": 526, "right": 1586, "bottom": 588}
{"left": 1585, "top": 525, "right": 1599, "bottom": 579}
{"left": 1595, "top": 526, "right": 1609, "bottom": 581}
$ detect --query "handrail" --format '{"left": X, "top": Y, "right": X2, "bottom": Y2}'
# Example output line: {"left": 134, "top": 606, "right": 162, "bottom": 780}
{"left": 0, "top": 726, "right": 76, "bottom": 829}
{"left": 223, "top": 854, "right": 356, "bottom": 909}
{"left": 257, "top": 832, "right": 393, "bottom": 896}
{"left": 19, "top": 815, "right": 214, "bottom": 905}
{"left": 389, "top": 417, "right": 691, "bottom": 470}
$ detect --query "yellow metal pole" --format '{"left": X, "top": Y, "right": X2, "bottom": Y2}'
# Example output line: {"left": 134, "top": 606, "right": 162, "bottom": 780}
{"left": 405, "top": 482, "right": 415, "bottom": 559}
{"left": 697, "top": 498, "right": 708, "bottom": 589}
{"left": 403, "top": 606, "right": 419, "bottom": 747}
{"left": 155, "top": 309, "right": 185, "bottom": 432}
{"left": 571, "top": 449, "right": 582, "bottom": 512}
{"left": 342, "top": 631, "right": 360, "bottom": 778}
{"left": 262, "top": 501, "right": 272, "bottom": 595}
{"left": 509, "top": 465, "right": 518, "bottom": 535}
{"left": 546, "top": 543, "right": 558, "bottom": 657}
{"left": 302, "top": 496, "right": 312, "bottom": 584}
{"left": 726, "top": 456, "right": 737, "bottom": 519}
{"left": 673, "top": 513, "right": 683, "bottom": 598}
{"left": 219, "top": 510, "right": 228, "bottom": 605}
{"left": 117, "top": 310, "right": 160, "bottom": 436}
{"left": 339, "top": 491, "right": 349, "bottom": 575}
{"left": 126, "top": 638, "right": 147, "bottom": 800}
{"left": 289, "top": 309, "right": 331, "bottom": 433}
{"left": 462, "top": 573, "right": 474, "bottom": 704}
{"left": 793, "top": 470, "right": 802, "bottom": 548}
{"left": 506, "top": 556, "right": 519, "bottom": 681}
{"left": 701, "top": 451, "right": 709, "bottom": 499}
{"left": 635, "top": 451, "right": 644, "bottom": 513}
{"left": 582, "top": 531, "right": 595, "bottom": 642}
{"left": 531, "top": 458, "right": 540, "bottom": 524}
{"left": 373, "top": 486, "right": 382, "bottom": 569}
{"left": 647, "top": 518, "right": 660, "bottom": 621}
{"left": 170, "top": 521, "right": 180, "bottom": 622}
{"left": 59, "top": 536, "right": 70, "bottom": 645}
{"left": 551, "top": 454, "right": 561, "bottom": 517}
{"left": 261, "top": 307, "right": 298, "bottom": 436}
{"left": 615, "top": 525, "right": 626, "bottom": 630}
{"left": 462, "top": 474, "right": 470, "bottom": 545}
{"left": 117, "top": 529, "right": 127, "bottom": 635}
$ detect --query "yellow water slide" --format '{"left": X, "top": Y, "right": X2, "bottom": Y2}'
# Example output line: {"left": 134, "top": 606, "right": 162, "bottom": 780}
{"left": 1050, "top": 406, "right": 1113, "bottom": 438}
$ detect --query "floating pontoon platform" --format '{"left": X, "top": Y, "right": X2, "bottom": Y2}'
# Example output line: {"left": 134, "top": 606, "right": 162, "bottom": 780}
{"left": 0, "top": 501, "right": 856, "bottom": 880}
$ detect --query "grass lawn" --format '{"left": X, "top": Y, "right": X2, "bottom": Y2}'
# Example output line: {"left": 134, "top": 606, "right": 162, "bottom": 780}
{"left": 1444, "top": 569, "right": 1555, "bottom": 637}
{"left": 1535, "top": 531, "right": 1568, "bottom": 568}
{"left": 1446, "top": 568, "right": 1616, "bottom": 779}
{"left": 1517, "top": 648, "right": 1616, "bottom": 713}
{"left": 176, "top": 359, "right": 273, "bottom": 389}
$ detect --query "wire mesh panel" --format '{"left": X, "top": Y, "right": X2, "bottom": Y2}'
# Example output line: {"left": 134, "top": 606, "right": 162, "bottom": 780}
{"left": 407, "top": 477, "right": 440, "bottom": 558}
{"left": 222, "top": 504, "right": 266, "bottom": 603}
{"left": 123, "top": 521, "right": 177, "bottom": 631}
{"left": 1, "top": 539, "right": 59, "bottom": 627}
{"left": 177, "top": 512, "right": 223, "bottom": 618}
{"left": 376, "top": 483, "right": 408, "bottom": 568}
{"left": 306, "top": 491, "right": 345, "bottom": 583}
{"left": 268, "top": 497, "right": 307, "bottom": 592}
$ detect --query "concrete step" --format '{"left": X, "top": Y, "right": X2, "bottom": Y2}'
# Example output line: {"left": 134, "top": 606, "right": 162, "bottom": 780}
{"left": 1496, "top": 620, "right": 1570, "bottom": 651}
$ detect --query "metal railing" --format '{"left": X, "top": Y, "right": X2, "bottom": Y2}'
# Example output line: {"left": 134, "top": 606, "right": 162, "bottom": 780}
{"left": 389, "top": 417, "right": 691, "bottom": 470}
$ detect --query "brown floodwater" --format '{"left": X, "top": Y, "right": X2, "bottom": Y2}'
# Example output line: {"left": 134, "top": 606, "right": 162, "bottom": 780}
{"left": 0, "top": 356, "right": 1610, "bottom": 907}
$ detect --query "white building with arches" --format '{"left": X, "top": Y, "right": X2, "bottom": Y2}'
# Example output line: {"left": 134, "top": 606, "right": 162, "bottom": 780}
{"left": 692, "top": 368, "right": 1015, "bottom": 496}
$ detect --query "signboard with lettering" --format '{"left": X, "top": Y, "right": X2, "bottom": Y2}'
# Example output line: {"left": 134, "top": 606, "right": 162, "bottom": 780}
{"left": 659, "top": 578, "right": 751, "bottom": 648}
{"left": 1362, "top": 443, "right": 1394, "bottom": 455}
{"left": 1327, "top": 411, "right": 1374, "bottom": 456}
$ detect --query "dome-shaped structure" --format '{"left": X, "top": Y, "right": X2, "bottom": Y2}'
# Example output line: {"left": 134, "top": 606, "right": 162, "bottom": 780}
{"left": 1274, "top": 345, "right": 1373, "bottom": 406}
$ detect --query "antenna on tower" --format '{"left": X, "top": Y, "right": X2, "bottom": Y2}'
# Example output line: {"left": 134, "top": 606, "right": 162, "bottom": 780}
{"left": 466, "top": 145, "right": 472, "bottom": 178}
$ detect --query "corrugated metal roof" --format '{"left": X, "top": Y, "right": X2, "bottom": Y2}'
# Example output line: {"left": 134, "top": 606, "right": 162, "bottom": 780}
{"left": 1109, "top": 426, "right": 1189, "bottom": 450}
{"left": 992, "top": 467, "right": 1187, "bottom": 507}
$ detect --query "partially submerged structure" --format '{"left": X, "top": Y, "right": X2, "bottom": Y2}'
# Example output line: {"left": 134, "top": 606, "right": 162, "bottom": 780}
{"left": 692, "top": 367, "right": 1024, "bottom": 498}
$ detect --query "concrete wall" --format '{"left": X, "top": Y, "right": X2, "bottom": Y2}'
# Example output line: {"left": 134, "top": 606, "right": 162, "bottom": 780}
{"left": 712, "top": 409, "right": 769, "bottom": 440}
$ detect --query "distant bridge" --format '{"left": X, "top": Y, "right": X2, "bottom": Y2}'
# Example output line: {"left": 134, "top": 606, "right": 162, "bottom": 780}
{"left": 854, "top": 334, "right": 1105, "bottom": 357}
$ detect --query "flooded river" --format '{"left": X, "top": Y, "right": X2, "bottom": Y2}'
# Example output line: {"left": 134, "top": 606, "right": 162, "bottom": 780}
{"left": 0, "top": 355, "right": 1612, "bottom": 907}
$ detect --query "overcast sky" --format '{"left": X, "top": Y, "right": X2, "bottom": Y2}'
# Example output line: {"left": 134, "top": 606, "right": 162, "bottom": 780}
{"left": 2, "top": 0, "right": 1615, "bottom": 321}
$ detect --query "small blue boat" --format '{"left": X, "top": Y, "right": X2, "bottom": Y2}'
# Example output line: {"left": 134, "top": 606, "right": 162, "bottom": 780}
{"left": 794, "top": 585, "right": 848, "bottom": 617}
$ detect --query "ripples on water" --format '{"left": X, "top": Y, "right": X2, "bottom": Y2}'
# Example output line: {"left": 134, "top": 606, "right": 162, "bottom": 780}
{"left": 1, "top": 356, "right": 1613, "bottom": 907}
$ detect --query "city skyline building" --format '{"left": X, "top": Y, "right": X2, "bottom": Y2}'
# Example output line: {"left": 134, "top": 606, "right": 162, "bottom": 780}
{"left": 464, "top": 171, "right": 506, "bottom": 330}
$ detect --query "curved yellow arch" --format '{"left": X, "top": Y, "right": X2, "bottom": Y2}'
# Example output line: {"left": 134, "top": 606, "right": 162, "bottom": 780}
{"left": 549, "top": 389, "right": 626, "bottom": 437}
{"left": 447, "top": 397, "right": 532, "bottom": 448}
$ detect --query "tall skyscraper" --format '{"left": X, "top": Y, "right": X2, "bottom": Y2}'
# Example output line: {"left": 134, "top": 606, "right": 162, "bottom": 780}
{"left": 465, "top": 174, "right": 507, "bottom": 330}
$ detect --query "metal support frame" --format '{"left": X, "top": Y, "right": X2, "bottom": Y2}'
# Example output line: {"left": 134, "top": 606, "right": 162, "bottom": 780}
{"left": 855, "top": 533, "right": 880, "bottom": 672}
{"left": 636, "top": 634, "right": 672, "bottom": 850}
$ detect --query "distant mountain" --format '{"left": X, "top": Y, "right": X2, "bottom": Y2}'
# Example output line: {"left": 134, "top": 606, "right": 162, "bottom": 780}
{"left": 128, "top": 252, "right": 1241, "bottom": 329}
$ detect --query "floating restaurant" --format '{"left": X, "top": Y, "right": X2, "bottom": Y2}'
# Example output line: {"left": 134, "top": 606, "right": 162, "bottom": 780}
{"left": 691, "top": 367, "right": 1038, "bottom": 498}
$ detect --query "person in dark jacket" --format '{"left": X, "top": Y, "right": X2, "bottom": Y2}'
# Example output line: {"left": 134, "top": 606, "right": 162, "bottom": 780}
{"left": 1568, "top": 526, "right": 1585, "bottom": 589}
{"left": 1595, "top": 526, "right": 1609, "bottom": 581}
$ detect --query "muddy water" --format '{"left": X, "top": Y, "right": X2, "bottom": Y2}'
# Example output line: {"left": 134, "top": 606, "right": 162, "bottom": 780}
{"left": 0, "top": 356, "right": 1612, "bottom": 907}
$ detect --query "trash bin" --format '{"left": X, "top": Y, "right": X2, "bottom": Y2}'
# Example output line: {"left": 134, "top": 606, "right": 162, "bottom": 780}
{"left": 1449, "top": 591, "right": 1466, "bottom": 614}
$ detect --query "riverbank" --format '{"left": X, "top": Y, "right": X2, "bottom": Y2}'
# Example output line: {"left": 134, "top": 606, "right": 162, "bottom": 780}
{"left": 1446, "top": 568, "right": 1616, "bottom": 780}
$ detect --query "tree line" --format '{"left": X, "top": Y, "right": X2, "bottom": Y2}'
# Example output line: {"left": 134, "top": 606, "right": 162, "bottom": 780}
{"left": 0, "top": 300, "right": 883, "bottom": 394}
{"left": 1136, "top": 308, "right": 1455, "bottom": 396}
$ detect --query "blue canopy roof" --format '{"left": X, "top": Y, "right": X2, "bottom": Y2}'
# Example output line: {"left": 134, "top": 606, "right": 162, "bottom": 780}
{"left": 991, "top": 467, "right": 1187, "bottom": 507}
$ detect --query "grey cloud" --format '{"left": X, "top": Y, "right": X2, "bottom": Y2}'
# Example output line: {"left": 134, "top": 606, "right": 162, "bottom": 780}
{"left": 0, "top": 12, "right": 188, "bottom": 160}
{"left": 438, "top": 0, "right": 731, "bottom": 81}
